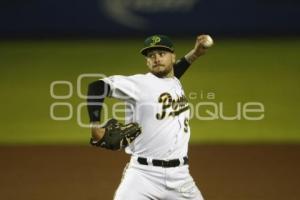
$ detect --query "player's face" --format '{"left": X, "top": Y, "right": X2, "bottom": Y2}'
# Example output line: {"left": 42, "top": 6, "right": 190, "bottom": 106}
{"left": 146, "top": 50, "right": 176, "bottom": 78}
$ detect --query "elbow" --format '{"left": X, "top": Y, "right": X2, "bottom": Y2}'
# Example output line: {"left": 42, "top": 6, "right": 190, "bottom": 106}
{"left": 88, "top": 80, "right": 101, "bottom": 92}
{"left": 87, "top": 80, "right": 110, "bottom": 99}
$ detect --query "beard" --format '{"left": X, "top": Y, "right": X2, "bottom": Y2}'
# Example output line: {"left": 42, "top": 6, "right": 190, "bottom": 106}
{"left": 150, "top": 64, "right": 173, "bottom": 78}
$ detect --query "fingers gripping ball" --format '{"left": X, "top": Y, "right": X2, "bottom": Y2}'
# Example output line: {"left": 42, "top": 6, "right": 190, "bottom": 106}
{"left": 90, "top": 119, "right": 142, "bottom": 150}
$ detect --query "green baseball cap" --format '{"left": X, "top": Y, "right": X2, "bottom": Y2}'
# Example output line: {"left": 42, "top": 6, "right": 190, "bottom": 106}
{"left": 140, "top": 35, "right": 174, "bottom": 56}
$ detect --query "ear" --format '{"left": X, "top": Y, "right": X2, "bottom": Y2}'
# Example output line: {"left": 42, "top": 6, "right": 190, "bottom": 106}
{"left": 146, "top": 58, "right": 151, "bottom": 68}
{"left": 172, "top": 53, "right": 176, "bottom": 63}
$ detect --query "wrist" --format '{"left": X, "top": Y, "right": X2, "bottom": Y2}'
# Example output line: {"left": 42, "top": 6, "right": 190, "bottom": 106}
{"left": 184, "top": 49, "right": 199, "bottom": 64}
{"left": 90, "top": 122, "right": 105, "bottom": 141}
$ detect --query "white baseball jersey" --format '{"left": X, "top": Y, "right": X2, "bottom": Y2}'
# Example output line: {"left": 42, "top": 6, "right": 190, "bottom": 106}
{"left": 102, "top": 72, "right": 191, "bottom": 160}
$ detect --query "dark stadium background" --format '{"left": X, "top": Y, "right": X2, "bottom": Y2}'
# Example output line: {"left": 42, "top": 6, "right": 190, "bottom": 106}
{"left": 0, "top": 0, "right": 299, "bottom": 199}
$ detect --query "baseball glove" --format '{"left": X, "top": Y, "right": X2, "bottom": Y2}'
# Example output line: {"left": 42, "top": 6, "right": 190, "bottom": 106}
{"left": 90, "top": 118, "right": 142, "bottom": 150}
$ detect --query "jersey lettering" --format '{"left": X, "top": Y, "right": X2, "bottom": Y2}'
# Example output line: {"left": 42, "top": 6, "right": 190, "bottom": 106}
{"left": 156, "top": 92, "right": 189, "bottom": 120}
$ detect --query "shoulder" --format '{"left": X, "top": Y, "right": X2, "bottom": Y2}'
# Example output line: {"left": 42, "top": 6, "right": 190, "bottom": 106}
{"left": 104, "top": 73, "right": 148, "bottom": 80}
{"left": 114, "top": 73, "right": 152, "bottom": 82}
{"left": 101, "top": 73, "right": 150, "bottom": 89}
{"left": 128, "top": 73, "right": 150, "bottom": 79}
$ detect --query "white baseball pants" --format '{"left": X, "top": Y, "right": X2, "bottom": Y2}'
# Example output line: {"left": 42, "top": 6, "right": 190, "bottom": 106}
{"left": 113, "top": 156, "right": 204, "bottom": 200}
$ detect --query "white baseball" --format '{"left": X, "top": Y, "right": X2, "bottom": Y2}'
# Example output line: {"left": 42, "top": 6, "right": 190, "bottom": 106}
{"left": 202, "top": 35, "right": 214, "bottom": 48}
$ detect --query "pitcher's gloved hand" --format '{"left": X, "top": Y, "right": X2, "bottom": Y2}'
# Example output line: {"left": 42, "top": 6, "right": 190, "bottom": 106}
{"left": 90, "top": 119, "right": 142, "bottom": 150}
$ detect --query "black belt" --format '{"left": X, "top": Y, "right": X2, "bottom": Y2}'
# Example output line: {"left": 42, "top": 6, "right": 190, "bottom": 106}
{"left": 137, "top": 156, "right": 188, "bottom": 168}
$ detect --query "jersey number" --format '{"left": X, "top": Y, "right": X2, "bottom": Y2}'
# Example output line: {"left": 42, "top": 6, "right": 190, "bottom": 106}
{"left": 184, "top": 118, "right": 189, "bottom": 133}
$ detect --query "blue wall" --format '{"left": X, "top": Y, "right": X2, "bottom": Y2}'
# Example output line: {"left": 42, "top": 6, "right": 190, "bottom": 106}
{"left": 0, "top": 0, "right": 299, "bottom": 37}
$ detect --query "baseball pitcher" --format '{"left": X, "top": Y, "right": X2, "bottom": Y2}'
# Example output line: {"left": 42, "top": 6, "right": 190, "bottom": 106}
{"left": 87, "top": 35, "right": 212, "bottom": 200}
